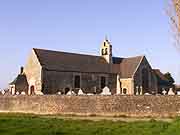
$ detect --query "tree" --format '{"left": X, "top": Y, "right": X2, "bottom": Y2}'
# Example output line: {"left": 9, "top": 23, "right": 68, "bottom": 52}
{"left": 167, "top": 0, "right": 180, "bottom": 53}
{"left": 164, "top": 72, "right": 175, "bottom": 84}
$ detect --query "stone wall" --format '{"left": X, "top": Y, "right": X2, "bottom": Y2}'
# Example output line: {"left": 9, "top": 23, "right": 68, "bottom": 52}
{"left": 133, "top": 57, "right": 158, "bottom": 94}
{"left": 1, "top": 95, "right": 180, "bottom": 118}
{"left": 24, "top": 49, "right": 42, "bottom": 93}
{"left": 43, "top": 70, "right": 117, "bottom": 94}
{"left": 120, "top": 78, "right": 134, "bottom": 94}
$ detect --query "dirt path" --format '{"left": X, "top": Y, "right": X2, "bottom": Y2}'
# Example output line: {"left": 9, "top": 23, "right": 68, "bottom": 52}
{"left": 41, "top": 115, "right": 173, "bottom": 122}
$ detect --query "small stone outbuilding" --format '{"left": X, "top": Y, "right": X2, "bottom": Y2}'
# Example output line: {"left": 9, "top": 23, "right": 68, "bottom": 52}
{"left": 9, "top": 67, "right": 29, "bottom": 95}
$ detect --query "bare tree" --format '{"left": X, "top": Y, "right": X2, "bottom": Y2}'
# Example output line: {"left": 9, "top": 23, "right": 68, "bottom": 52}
{"left": 167, "top": 0, "right": 180, "bottom": 53}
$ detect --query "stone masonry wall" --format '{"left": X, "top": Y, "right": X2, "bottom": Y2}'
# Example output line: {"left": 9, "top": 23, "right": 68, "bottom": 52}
{"left": 1, "top": 95, "right": 180, "bottom": 118}
{"left": 134, "top": 57, "right": 158, "bottom": 94}
{"left": 120, "top": 78, "right": 134, "bottom": 95}
{"left": 24, "top": 49, "right": 42, "bottom": 93}
{"left": 42, "top": 70, "right": 117, "bottom": 94}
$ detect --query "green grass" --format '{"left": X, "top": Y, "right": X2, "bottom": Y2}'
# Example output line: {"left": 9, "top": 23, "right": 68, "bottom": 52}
{"left": 0, "top": 113, "right": 179, "bottom": 135}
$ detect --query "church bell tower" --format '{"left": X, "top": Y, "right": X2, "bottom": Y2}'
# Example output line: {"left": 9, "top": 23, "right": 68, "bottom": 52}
{"left": 100, "top": 37, "right": 112, "bottom": 64}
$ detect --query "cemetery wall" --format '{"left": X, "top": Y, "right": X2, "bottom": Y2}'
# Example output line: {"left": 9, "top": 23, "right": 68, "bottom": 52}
{"left": 0, "top": 95, "right": 180, "bottom": 118}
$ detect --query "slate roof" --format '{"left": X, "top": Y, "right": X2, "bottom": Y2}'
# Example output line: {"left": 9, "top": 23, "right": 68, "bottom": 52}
{"left": 113, "top": 56, "right": 144, "bottom": 78}
{"left": 33, "top": 48, "right": 143, "bottom": 78}
{"left": 9, "top": 74, "right": 28, "bottom": 85}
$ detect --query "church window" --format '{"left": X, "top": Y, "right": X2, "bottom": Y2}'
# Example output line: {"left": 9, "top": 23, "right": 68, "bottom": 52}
{"left": 74, "top": 75, "right": 81, "bottom": 88}
{"left": 100, "top": 76, "right": 106, "bottom": 89}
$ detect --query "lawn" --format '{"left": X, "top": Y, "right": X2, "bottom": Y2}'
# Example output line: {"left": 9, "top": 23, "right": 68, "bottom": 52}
{"left": 0, "top": 114, "right": 179, "bottom": 135}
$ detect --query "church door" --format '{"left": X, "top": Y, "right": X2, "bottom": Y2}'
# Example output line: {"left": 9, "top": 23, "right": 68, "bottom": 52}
{"left": 30, "top": 85, "right": 35, "bottom": 95}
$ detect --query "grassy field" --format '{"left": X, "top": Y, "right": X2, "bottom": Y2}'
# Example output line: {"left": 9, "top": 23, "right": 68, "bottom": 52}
{"left": 0, "top": 114, "right": 180, "bottom": 135}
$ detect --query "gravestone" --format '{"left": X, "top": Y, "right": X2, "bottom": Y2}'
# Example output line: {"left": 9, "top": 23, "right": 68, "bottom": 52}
{"left": 67, "top": 90, "right": 76, "bottom": 95}
{"left": 57, "top": 91, "right": 61, "bottom": 95}
{"left": 101, "top": 86, "right": 111, "bottom": 95}
{"left": 136, "top": 86, "right": 139, "bottom": 95}
{"left": 177, "top": 91, "right": 180, "bottom": 95}
{"left": 1, "top": 90, "right": 5, "bottom": 95}
{"left": 78, "top": 89, "right": 85, "bottom": 95}
{"left": 140, "top": 86, "right": 143, "bottom": 95}
{"left": 162, "top": 89, "right": 167, "bottom": 95}
{"left": 87, "top": 93, "right": 94, "bottom": 96}
{"left": 21, "top": 91, "right": 26, "bottom": 95}
{"left": 168, "top": 88, "right": 175, "bottom": 95}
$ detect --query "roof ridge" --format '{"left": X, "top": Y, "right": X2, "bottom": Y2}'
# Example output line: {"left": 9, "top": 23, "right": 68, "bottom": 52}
{"left": 33, "top": 48, "right": 101, "bottom": 58}
{"left": 125, "top": 55, "right": 144, "bottom": 59}
{"left": 113, "top": 55, "right": 144, "bottom": 59}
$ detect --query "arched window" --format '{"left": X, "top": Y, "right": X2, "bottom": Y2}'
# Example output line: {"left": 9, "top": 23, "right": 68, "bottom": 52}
{"left": 74, "top": 75, "right": 81, "bottom": 88}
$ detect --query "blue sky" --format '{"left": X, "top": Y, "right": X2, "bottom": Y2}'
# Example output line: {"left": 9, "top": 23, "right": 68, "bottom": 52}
{"left": 0, "top": 0, "right": 180, "bottom": 89}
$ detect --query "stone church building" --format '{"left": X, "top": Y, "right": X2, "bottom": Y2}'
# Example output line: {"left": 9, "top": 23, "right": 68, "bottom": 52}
{"left": 10, "top": 39, "right": 158, "bottom": 95}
